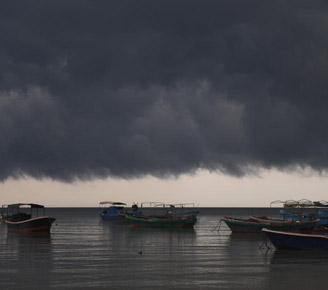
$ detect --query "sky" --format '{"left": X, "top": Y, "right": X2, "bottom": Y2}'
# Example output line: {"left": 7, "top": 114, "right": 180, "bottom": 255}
{"left": 1, "top": 169, "right": 328, "bottom": 207}
{"left": 1, "top": 1, "right": 328, "bottom": 207}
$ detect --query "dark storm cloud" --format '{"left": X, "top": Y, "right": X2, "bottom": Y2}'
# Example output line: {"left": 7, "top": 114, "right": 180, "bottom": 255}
{"left": 0, "top": 0, "right": 328, "bottom": 181}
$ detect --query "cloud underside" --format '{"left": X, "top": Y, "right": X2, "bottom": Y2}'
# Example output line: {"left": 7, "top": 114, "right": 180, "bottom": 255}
{"left": 1, "top": 0, "right": 328, "bottom": 181}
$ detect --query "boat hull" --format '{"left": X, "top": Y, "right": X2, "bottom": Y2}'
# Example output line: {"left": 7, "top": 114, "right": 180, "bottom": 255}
{"left": 222, "top": 217, "right": 264, "bottom": 233}
{"left": 121, "top": 213, "right": 197, "bottom": 228}
{"left": 99, "top": 214, "right": 122, "bottom": 221}
{"left": 5, "top": 216, "right": 56, "bottom": 232}
{"left": 222, "top": 216, "right": 317, "bottom": 233}
{"left": 263, "top": 228, "right": 328, "bottom": 249}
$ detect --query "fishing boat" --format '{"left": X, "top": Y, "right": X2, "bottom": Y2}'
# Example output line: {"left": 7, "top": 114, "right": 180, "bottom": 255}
{"left": 119, "top": 212, "right": 197, "bottom": 228}
{"left": 271, "top": 199, "right": 328, "bottom": 232}
{"left": 221, "top": 216, "right": 318, "bottom": 233}
{"left": 271, "top": 199, "right": 316, "bottom": 220}
{"left": 99, "top": 201, "right": 128, "bottom": 220}
{"left": 262, "top": 228, "right": 328, "bottom": 249}
{"left": 118, "top": 202, "right": 199, "bottom": 227}
{"left": 250, "top": 215, "right": 318, "bottom": 225}
{"left": 4, "top": 203, "right": 56, "bottom": 232}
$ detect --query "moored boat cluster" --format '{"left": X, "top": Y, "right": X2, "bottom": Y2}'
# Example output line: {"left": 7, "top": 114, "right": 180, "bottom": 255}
{"left": 221, "top": 199, "right": 328, "bottom": 250}
{"left": 3, "top": 199, "right": 328, "bottom": 250}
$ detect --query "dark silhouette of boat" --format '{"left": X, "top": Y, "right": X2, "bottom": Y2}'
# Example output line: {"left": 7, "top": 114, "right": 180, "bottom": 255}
{"left": 119, "top": 202, "right": 199, "bottom": 228}
{"left": 119, "top": 212, "right": 197, "bottom": 228}
{"left": 221, "top": 216, "right": 318, "bottom": 233}
{"left": 263, "top": 228, "right": 328, "bottom": 249}
{"left": 3, "top": 203, "right": 56, "bottom": 232}
{"left": 271, "top": 199, "right": 328, "bottom": 232}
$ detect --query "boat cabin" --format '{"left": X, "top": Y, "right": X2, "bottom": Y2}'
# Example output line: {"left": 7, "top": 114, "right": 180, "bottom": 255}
{"left": 139, "top": 202, "right": 199, "bottom": 217}
{"left": 2, "top": 203, "right": 46, "bottom": 222}
{"left": 99, "top": 201, "right": 127, "bottom": 220}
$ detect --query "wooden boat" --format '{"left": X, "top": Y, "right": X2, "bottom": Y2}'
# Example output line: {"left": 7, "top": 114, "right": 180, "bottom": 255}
{"left": 251, "top": 215, "right": 328, "bottom": 232}
{"left": 262, "top": 228, "right": 328, "bottom": 249}
{"left": 4, "top": 203, "right": 56, "bottom": 232}
{"left": 119, "top": 212, "right": 197, "bottom": 228}
{"left": 270, "top": 199, "right": 328, "bottom": 232}
{"left": 221, "top": 217, "right": 270, "bottom": 233}
{"left": 221, "top": 216, "right": 318, "bottom": 233}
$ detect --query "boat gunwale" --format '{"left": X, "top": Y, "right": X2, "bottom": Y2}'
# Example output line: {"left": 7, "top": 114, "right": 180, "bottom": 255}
{"left": 221, "top": 216, "right": 263, "bottom": 225}
{"left": 5, "top": 216, "right": 56, "bottom": 225}
{"left": 262, "top": 228, "right": 328, "bottom": 239}
{"left": 122, "top": 213, "right": 197, "bottom": 222}
{"left": 250, "top": 216, "right": 319, "bottom": 225}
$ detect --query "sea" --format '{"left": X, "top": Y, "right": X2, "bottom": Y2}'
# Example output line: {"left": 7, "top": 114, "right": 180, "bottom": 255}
{"left": 1, "top": 207, "right": 328, "bottom": 290}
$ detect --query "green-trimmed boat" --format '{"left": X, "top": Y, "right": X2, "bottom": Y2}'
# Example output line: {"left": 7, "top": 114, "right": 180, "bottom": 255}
{"left": 120, "top": 212, "right": 197, "bottom": 228}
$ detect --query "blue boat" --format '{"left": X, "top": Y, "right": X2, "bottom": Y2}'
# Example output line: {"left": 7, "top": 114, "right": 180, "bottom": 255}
{"left": 99, "top": 201, "right": 127, "bottom": 220}
{"left": 263, "top": 228, "right": 328, "bottom": 249}
{"left": 273, "top": 199, "right": 328, "bottom": 232}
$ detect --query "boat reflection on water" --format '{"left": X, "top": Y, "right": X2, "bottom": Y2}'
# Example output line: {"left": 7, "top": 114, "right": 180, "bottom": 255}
{"left": 127, "top": 227, "right": 196, "bottom": 246}
{"left": 269, "top": 248, "right": 328, "bottom": 264}
{"left": 6, "top": 231, "right": 52, "bottom": 259}
{"left": 99, "top": 218, "right": 125, "bottom": 225}
{"left": 228, "top": 231, "right": 262, "bottom": 241}
{"left": 226, "top": 232, "right": 268, "bottom": 261}
{"left": 0, "top": 221, "right": 6, "bottom": 235}
{"left": 261, "top": 248, "right": 328, "bottom": 290}
{"left": 3, "top": 232, "right": 53, "bottom": 289}
{"left": 100, "top": 218, "right": 196, "bottom": 249}
{"left": 128, "top": 226, "right": 196, "bottom": 240}
{"left": 222, "top": 231, "right": 328, "bottom": 290}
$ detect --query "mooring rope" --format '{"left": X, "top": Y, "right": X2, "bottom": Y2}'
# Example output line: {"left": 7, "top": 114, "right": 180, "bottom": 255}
{"left": 259, "top": 234, "right": 271, "bottom": 250}
{"left": 212, "top": 218, "right": 223, "bottom": 232}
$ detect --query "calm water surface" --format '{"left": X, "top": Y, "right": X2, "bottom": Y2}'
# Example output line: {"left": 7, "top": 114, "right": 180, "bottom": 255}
{"left": 1, "top": 208, "right": 328, "bottom": 289}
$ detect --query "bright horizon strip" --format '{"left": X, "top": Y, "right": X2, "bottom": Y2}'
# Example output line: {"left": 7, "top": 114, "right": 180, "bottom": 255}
{"left": 1, "top": 169, "right": 328, "bottom": 207}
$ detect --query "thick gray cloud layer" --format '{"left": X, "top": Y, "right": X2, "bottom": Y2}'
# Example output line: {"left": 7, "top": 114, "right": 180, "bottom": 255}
{"left": 0, "top": 0, "right": 328, "bottom": 181}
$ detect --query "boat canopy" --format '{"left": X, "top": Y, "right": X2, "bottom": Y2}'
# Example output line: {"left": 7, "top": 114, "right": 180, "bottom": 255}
{"left": 99, "top": 201, "right": 126, "bottom": 206}
{"left": 270, "top": 200, "right": 311, "bottom": 208}
{"left": 140, "top": 202, "right": 195, "bottom": 208}
{"left": 313, "top": 200, "right": 328, "bottom": 207}
{"left": 140, "top": 202, "right": 165, "bottom": 208}
{"left": 6, "top": 203, "right": 45, "bottom": 209}
{"left": 270, "top": 199, "right": 328, "bottom": 208}
{"left": 168, "top": 203, "right": 195, "bottom": 208}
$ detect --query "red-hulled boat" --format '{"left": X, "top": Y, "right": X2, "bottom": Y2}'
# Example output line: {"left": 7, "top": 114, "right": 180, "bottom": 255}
{"left": 3, "top": 203, "right": 56, "bottom": 232}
